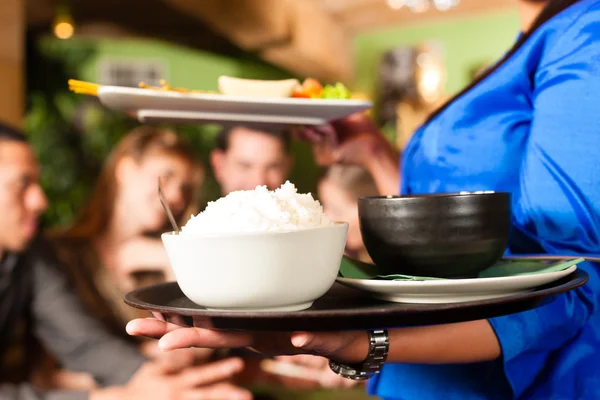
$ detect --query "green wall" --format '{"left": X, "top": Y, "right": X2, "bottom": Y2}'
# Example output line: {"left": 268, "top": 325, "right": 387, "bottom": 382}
{"left": 353, "top": 10, "right": 520, "bottom": 96}
{"left": 75, "top": 38, "right": 291, "bottom": 89}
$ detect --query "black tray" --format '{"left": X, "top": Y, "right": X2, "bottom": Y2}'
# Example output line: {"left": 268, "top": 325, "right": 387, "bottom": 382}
{"left": 124, "top": 270, "right": 588, "bottom": 331}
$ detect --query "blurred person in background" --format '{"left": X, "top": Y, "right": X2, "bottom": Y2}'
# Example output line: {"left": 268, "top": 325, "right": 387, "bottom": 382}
{"left": 0, "top": 122, "right": 251, "bottom": 400}
{"left": 51, "top": 126, "right": 203, "bottom": 323}
{"left": 317, "top": 165, "right": 378, "bottom": 263}
{"left": 210, "top": 125, "right": 293, "bottom": 195}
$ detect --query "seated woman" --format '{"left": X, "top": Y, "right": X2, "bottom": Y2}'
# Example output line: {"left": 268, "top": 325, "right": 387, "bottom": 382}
{"left": 36, "top": 126, "right": 212, "bottom": 390}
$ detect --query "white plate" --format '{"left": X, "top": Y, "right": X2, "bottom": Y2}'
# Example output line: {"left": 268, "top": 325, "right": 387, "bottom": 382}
{"left": 136, "top": 109, "right": 327, "bottom": 127}
{"left": 98, "top": 86, "right": 372, "bottom": 125}
{"left": 336, "top": 265, "right": 577, "bottom": 304}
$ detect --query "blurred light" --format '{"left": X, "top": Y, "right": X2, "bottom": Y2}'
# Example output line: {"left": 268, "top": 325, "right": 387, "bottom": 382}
{"left": 387, "top": 0, "right": 406, "bottom": 10}
{"left": 54, "top": 21, "right": 74, "bottom": 39}
{"left": 411, "top": 0, "right": 430, "bottom": 13}
{"left": 53, "top": 4, "right": 75, "bottom": 40}
{"left": 387, "top": 0, "right": 460, "bottom": 12}
{"left": 420, "top": 67, "right": 442, "bottom": 96}
{"left": 432, "top": 0, "right": 460, "bottom": 11}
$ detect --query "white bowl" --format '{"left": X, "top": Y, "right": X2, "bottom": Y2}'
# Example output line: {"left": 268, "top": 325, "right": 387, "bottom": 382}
{"left": 161, "top": 222, "right": 348, "bottom": 312}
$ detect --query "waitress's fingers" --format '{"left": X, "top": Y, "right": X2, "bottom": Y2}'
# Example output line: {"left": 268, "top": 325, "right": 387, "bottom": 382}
{"left": 168, "top": 315, "right": 189, "bottom": 327}
{"left": 127, "top": 318, "right": 183, "bottom": 339}
{"left": 311, "top": 124, "right": 339, "bottom": 147}
{"left": 295, "top": 126, "right": 324, "bottom": 143}
{"left": 293, "top": 124, "right": 339, "bottom": 147}
{"left": 152, "top": 312, "right": 166, "bottom": 321}
{"left": 159, "top": 327, "right": 253, "bottom": 351}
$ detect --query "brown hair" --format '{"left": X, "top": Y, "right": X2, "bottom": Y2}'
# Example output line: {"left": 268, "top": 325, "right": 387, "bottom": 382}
{"left": 318, "top": 165, "right": 379, "bottom": 200}
{"left": 216, "top": 125, "right": 292, "bottom": 153}
{"left": 56, "top": 125, "right": 204, "bottom": 241}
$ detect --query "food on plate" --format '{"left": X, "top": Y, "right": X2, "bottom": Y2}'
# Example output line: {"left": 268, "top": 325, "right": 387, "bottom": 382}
{"left": 292, "top": 78, "right": 352, "bottom": 100}
{"left": 68, "top": 79, "right": 216, "bottom": 96}
{"left": 68, "top": 76, "right": 354, "bottom": 100}
{"left": 138, "top": 79, "right": 216, "bottom": 94}
{"left": 218, "top": 76, "right": 352, "bottom": 100}
{"left": 181, "top": 181, "right": 332, "bottom": 235}
{"left": 321, "top": 82, "right": 352, "bottom": 99}
{"left": 217, "top": 76, "right": 300, "bottom": 98}
{"left": 68, "top": 79, "right": 101, "bottom": 96}
{"left": 291, "top": 78, "right": 323, "bottom": 98}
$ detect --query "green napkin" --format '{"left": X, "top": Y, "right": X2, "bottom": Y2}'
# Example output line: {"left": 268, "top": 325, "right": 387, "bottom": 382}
{"left": 478, "top": 258, "right": 583, "bottom": 278}
{"left": 339, "top": 256, "right": 585, "bottom": 281}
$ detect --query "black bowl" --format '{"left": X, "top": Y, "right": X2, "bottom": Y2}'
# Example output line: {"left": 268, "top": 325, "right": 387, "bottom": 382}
{"left": 358, "top": 192, "right": 511, "bottom": 278}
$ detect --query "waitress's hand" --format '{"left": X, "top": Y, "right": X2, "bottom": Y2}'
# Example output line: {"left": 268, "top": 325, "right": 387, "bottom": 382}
{"left": 126, "top": 317, "right": 369, "bottom": 365}
{"left": 294, "top": 113, "right": 396, "bottom": 169}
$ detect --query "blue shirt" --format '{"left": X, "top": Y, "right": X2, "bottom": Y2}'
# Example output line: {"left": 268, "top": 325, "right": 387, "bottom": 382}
{"left": 368, "top": 1, "right": 600, "bottom": 399}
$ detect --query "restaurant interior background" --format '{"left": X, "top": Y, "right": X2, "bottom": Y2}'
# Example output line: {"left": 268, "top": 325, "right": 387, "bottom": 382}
{"left": 2, "top": 0, "right": 520, "bottom": 398}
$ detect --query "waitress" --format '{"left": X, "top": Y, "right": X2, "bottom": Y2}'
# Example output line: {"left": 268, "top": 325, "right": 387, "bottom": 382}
{"left": 128, "top": 0, "right": 600, "bottom": 398}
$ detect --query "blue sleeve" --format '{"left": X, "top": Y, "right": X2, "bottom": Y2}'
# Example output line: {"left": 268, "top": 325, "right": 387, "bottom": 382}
{"left": 489, "top": 8, "right": 600, "bottom": 397}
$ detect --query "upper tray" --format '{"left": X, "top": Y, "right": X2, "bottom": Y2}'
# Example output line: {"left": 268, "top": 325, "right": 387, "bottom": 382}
{"left": 124, "top": 270, "right": 587, "bottom": 331}
{"left": 98, "top": 86, "right": 373, "bottom": 126}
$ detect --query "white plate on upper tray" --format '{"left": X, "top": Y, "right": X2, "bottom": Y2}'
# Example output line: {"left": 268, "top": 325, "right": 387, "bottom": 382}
{"left": 97, "top": 86, "right": 373, "bottom": 125}
{"left": 336, "top": 265, "right": 578, "bottom": 304}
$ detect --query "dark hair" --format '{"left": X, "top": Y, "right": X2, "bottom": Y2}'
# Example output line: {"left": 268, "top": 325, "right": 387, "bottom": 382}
{"left": 215, "top": 126, "right": 291, "bottom": 153}
{"left": 422, "top": 0, "right": 581, "bottom": 126}
{"left": 0, "top": 122, "right": 28, "bottom": 143}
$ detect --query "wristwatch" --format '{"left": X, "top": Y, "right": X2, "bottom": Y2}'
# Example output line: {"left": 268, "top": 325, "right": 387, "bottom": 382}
{"left": 328, "top": 329, "right": 389, "bottom": 380}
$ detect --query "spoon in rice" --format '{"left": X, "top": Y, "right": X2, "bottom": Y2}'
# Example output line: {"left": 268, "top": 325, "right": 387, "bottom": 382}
{"left": 158, "top": 177, "right": 180, "bottom": 233}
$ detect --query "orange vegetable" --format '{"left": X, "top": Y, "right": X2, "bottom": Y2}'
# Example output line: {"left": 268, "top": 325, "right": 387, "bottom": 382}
{"left": 292, "top": 85, "right": 311, "bottom": 98}
{"left": 291, "top": 78, "right": 324, "bottom": 98}
{"left": 302, "top": 78, "right": 323, "bottom": 98}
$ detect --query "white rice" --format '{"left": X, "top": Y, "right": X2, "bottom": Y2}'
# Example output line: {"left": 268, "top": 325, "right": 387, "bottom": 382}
{"left": 181, "top": 181, "right": 332, "bottom": 234}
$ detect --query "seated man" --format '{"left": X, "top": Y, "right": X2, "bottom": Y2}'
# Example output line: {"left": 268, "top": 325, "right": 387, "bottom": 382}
{"left": 210, "top": 125, "right": 293, "bottom": 195}
{"left": 0, "top": 123, "right": 250, "bottom": 400}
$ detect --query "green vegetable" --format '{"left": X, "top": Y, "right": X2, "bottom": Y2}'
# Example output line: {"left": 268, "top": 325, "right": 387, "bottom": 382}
{"left": 320, "top": 82, "right": 351, "bottom": 99}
